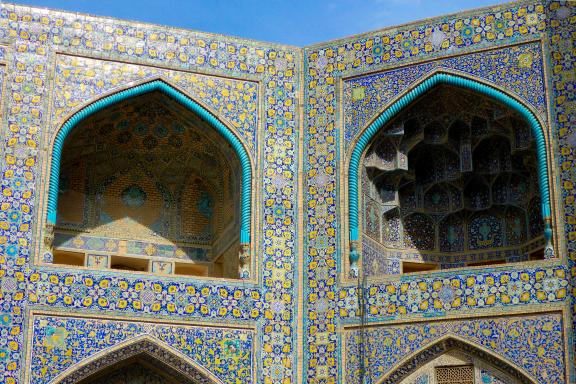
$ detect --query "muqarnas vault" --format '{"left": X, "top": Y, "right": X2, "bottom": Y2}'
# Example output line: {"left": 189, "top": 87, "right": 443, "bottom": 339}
{"left": 0, "top": 1, "right": 574, "bottom": 383}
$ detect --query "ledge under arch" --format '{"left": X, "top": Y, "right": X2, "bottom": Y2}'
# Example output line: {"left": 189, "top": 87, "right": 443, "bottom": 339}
{"left": 346, "top": 71, "right": 553, "bottom": 275}
{"left": 51, "top": 334, "right": 224, "bottom": 384}
{"left": 46, "top": 78, "right": 253, "bottom": 246}
{"left": 374, "top": 335, "right": 537, "bottom": 384}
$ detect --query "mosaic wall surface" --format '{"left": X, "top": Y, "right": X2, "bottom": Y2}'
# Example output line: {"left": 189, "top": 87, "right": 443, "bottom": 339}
{"left": 303, "top": 0, "right": 574, "bottom": 382}
{"left": 50, "top": 54, "right": 260, "bottom": 155}
{"left": 343, "top": 42, "right": 546, "bottom": 149}
{"left": 0, "top": 2, "right": 300, "bottom": 383}
{"left": 544, "top": 2, "right": 576, "bottom": 381}
{"left": 0, "top": 1, "right": 572, "bottom": 383}
{"left": 344, "top": 312, "right": 565, "bottom": 383}
{"left": 336, "top": 265, "right": 568, "bottom": 321}
{"left": 29, "top": 314, "right": 254, "bottom": 384}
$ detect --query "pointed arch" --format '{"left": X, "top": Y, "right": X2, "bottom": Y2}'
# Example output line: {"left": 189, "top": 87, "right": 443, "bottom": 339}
{"left": 376, "top": 335, "right": 536, "bottom": 384}
{"left": 347, "top": 72, "right": 552, "bottom": 250}
{"left": 47, "top": 78, "right": 253, "bottom": 243}
{"left": 52, "top": 334, "right": 224, "bottom": 384}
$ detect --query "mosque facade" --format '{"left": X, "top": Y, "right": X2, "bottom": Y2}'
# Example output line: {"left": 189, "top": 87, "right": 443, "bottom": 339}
{"left": 0, "top": 0, "right": 574, "bottom": 383}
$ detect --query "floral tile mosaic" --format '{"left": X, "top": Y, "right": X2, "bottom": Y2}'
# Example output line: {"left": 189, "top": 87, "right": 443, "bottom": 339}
{"left": 344, "top": 312, "right": 565, "bottom": 383}
{"left": 50, "top": 54, "right": 260, "bottom": 154}
{"left": 303, "top": 0, "right": 575, "bottom": 381}
{"left": 26, "top": 270, "right": 265, "bottom": 320}
{"left": 0, "top": 0, "right": 573, "bottom": 383}
{"left": 0, "top": 2, "right": 300, "bottom": 382}
{"left": 29, "top": 314, "right": 254, "bottom": 384}
{"left": 335, "top": 265, "right": 569, "bottom": 321}
{"left": 343, "top": 42, "right": 546, "bottom": 149}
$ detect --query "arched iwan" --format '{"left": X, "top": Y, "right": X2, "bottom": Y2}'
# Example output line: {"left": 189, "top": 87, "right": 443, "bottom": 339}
{"left": 347, "top": 72, "right": 553, "bottom": 274}
{"left": 51, "top": 335, "right": 224, "bottom": 384}
{"left": 47, "top": 79, "right": 252, "bottom": 244}
{"left": 375, "top": 336, "right": 536, "bottom": 384}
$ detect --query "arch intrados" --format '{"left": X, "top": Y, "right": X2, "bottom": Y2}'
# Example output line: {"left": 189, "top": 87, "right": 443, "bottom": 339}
{"left": 58, "top": 93, "right": 243, "bottom": 173}
{"left": 347, "top": 71, "right": 552, "bottom": 248}
{"left": 46, "top": 78, "right": 253, "bottom": 244}
{"left": 49, "top": 77, "right": 254, "bottom": 168}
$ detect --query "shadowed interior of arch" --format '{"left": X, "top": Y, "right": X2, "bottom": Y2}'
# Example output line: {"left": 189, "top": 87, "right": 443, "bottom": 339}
{"left": 51, "top": 90, "right": 242, "bottom": 278}
{"left": 359, "top": 84, "right": 546, "bottom": 277}
{"left": 55, "top": 337, "right": 222, "bottom": 384}
{"left": 75, "top": 353, "right": 197, "bottom": 384}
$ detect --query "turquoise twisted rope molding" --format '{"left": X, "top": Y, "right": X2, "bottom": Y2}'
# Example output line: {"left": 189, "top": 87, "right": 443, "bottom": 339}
{"left": 47, "top": 80, "right": 252, "bottom": 244}
{"left": 348, "top": 72, "right": 552, "bottom": 263}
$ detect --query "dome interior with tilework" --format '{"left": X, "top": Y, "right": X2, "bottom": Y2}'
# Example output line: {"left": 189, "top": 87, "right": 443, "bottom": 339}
{"left": 53, "top": 91, "right": 242, "bottom": 277}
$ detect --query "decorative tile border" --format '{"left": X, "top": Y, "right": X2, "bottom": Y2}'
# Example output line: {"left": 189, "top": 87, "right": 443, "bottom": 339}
{"left": 336, "top": 264, "right": 569, "bottom": 321}
{"left": 26, "top": 269, "right": 265, "bottom": 320}
{"left": 53, "top": 232, "right": 210, "bottom": 261}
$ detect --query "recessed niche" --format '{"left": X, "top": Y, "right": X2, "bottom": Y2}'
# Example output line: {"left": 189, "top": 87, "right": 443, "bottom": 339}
{"left": 402, "top": 261, "right": 438, "bottom": 274}
{"left": 52, "top": 250, "right": 85, "bottom": 267}
{"left": 50, "top": 91, "right": 244, "bottom": 279}
{"left": 361, "top": 85, "right": 546, "bottom": 277}
{"left": 110, "top": 255, "right": 149, "bottom": 272}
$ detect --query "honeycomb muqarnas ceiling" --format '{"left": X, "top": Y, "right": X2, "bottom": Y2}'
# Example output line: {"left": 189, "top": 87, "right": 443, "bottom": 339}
{"left": 362, "top": 85, "right": 543, "bottom": 256}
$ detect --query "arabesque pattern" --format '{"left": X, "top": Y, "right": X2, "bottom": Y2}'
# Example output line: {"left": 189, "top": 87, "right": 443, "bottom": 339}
{"left": 0, "top": 3, "right": 299, "bottom": 383}
{"left": 30, "top": 314, "right": 254, "bottom": 383}
{"left": 344, "top": 312, "right": 564, "bottom": 383}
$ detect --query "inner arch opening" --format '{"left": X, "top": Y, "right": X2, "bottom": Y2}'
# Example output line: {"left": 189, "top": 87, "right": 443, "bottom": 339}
{"left": 75, "top": 354, "right": 198, "bottom": 384}
{"left": 360, "top": 85, "right": 546, "bottom": 276}
{"left": 50, "top": 90, "right": 242, "bottom": 278}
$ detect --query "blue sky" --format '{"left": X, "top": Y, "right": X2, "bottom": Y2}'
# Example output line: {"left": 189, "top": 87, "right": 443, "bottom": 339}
{"left": 13, "top": 0, "right": 506, "bottom": 46}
